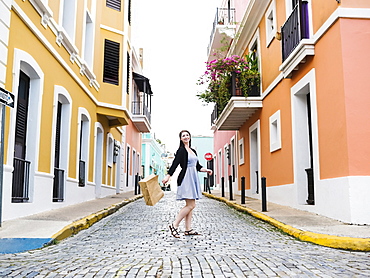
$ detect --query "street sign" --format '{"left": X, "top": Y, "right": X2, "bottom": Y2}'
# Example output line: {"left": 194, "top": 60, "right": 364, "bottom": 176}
{"left": 0, "top": 87, "right": 14, "bottom": 108}
{"left": 204, "top": 152, "right": 213, "bottom": 161}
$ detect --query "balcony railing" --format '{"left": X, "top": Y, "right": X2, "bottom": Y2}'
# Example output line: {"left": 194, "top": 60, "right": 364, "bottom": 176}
{"left": 12, "top": 157, "right": 31, "bottom": 203}
{"left": 211, "top": 73, "right": 261, "bottom": 124}
{"left": 132, "top": 100, "right": 151, "bottom": 123}
{"left": 211, "top": 104, "right": 218, "bottom": 126}
{"left": 53, "top": 167, "right": 65, "bottom": 202}
{"left": 208, "top": 7, "right": 236, "bottom": 56}
{"left": 281, "top": 0, "right": 309, "bottom": 62}
{"left": 79, "top": 159, "right": 86, "bottom": 187}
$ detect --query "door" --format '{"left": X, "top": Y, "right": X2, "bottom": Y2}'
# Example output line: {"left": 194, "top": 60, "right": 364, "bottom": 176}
{"left": 53, "top": 101, "right": 64, "bottom": 201}
{"left": 305, "top": 93, "right": 315, "bottom": 204}
{"left": 12, "top": 71, "right": 30, "bottom": 202}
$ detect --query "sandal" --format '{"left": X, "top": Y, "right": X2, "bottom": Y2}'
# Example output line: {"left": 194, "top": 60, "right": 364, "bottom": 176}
{"left": 184, "top": 229, "right": 200, "bottom": 236}
{"left": 169, "top": 224, "right": 180, "bottom": 238}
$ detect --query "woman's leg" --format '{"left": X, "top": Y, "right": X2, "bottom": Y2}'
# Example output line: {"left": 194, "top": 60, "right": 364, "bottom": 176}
{"left": 184, "top": 209, "right": 193, "bottom": 231}
{"left": 173, "top": 199, "right": 196, "bottom": 229}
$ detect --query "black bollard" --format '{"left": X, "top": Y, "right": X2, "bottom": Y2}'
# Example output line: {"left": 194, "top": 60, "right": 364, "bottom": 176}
{"left": 241, "top": 176, "right": 246, "bottom": 204}
{"left": 204, "top": 177, "right": 207, "bottom": 192}
{"left": 221, "top": 177, "right": 225, "bottom": 197}
{"left": 229, "top": 175, "right": 233, "bottom": 201}
{"left": 261, "top": 177, "right": 267, "bottom": 212}
{"left": 207, "top": 177, "right": 211, "bottom": 194}
{"left": 134, "top": 174, "right": 139, "bottom": 195}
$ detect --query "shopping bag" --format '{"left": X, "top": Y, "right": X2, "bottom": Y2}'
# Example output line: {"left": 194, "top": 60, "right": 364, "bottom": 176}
{"left": 139, "top": 174, "right": 164, "bottom": 206}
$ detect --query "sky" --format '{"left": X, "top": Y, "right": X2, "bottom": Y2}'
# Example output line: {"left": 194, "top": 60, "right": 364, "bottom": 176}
{"left": 131, "top": 0, "right": 221, "bottom": 153}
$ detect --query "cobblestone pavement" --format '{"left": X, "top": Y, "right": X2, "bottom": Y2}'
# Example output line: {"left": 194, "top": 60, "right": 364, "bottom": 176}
{"left": 0, "top": 192, "right": 369, "bottom": 277}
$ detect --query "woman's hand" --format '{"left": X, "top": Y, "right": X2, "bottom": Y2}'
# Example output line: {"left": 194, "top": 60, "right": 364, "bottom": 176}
{"left": 162, "top": 174, "right": 170, "bottom": 185}
{"left": 206, "top": 169, "right": 213, "bottom": 175}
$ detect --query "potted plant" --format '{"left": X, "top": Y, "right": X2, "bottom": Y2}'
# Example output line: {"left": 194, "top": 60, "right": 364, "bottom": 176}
{"left": 196, "top": 54, "right": 260, "bottom": 114}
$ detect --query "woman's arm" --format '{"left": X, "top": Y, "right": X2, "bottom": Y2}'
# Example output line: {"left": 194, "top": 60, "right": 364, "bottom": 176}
{"left": 161, "top": 148, "right": 184, "bottom": 184}
{"left": 200, "top": 168, "right": 213, "bottom": 175}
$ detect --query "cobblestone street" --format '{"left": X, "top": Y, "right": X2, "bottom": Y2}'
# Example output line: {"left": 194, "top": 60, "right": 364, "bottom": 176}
{"left": 0, "top": 192, "right": 369, "bottom": 277}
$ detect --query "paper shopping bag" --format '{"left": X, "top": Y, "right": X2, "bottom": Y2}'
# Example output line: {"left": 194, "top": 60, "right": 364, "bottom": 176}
{"left": 139, "top": 174, "right": 164, "bottom": 206}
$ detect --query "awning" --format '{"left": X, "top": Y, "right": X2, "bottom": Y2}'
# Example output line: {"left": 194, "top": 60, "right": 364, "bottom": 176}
{"left": 133, "top": 72, "right": 153, "bottom": 95}
{"left": 97, "top": 106, "right": 130, "bottom": 127}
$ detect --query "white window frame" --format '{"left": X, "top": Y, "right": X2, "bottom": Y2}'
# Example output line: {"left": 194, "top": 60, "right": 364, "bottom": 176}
{"left": 238, "top": 138, "right": 245, "bottom": 165}
{"left": 265, "top": 0, "right": 277, "bottom": 47}
{"left": 269, "top": 110, "right": 282, "bottom": 152}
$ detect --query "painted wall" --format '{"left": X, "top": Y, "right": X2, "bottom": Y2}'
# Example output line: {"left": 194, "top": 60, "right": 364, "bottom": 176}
{"left": 1, "top": 0, "right": 131, "bottom": 221}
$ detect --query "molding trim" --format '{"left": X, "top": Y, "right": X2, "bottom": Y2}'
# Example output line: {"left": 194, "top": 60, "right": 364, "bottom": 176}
{"left": 11, "top": 2, "right": 128, "bottom": 115}
{"left": 16, "top": 1, "right": 100, "bottom": 91}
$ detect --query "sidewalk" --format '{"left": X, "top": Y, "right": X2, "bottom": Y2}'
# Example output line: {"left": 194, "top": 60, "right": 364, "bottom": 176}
{"left": 204, "top": 191, "right": 370, "bottom": 251}
{"left": 0, "top": 191, "right": 142, "bottom": 254}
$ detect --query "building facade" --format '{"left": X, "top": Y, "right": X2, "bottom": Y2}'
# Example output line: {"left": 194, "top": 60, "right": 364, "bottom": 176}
{"left": 208, "top": 0, "right": 370, "bottom": 224}
{"left": 0, "top": 0, "right": 153, "bottom": 221}
{"left": 192, "top": 135, "right": 214, "bottom": 190}
{"left": 141, "top": 133, "right": 166, "bottom": 184}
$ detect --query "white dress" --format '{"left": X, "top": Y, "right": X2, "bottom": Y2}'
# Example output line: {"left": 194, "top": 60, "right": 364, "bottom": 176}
{"left": 176, "top": 152, "right": 202, "bottom": 200}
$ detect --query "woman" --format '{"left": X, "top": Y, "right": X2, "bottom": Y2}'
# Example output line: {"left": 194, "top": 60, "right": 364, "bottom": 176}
{"left": 162, "top": 130, "right": 213, "bottom": 238}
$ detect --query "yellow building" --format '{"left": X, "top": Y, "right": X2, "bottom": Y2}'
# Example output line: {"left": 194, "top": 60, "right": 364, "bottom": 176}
{"left": 0, "top": 0, "right": 146, "bottom": 221}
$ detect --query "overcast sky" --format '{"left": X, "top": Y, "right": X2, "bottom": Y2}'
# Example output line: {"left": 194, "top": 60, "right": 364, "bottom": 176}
{"left": 131, "top": 0, "right": 221, "bottom": 153}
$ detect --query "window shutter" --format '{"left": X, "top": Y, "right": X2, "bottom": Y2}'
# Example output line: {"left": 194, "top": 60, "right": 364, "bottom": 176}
{"left": 103, "top": 39, "right": 120, "bottom": 85}
{"left": 126, "top": 52, "right": 130, "bottom": 93}
{"left": 106, "top": 0, "right": 121, "bottom": 11}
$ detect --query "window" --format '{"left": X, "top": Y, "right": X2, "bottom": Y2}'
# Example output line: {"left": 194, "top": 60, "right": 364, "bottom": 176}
{"left": 269, "top": 110, "right": 282, "bottom": 152}
{"left": 238, "top": 138, "right": 244, "bottom": 165}
{"left": 83, "top": 11, "right": 94, "bottom": 68}
{"left": 265, "top": 1, "right": 277, "bottom": 47}
{"left": 103, "top": 39, "right": 120, "bottom": 85}
{"left": 106, "top": 0, "right": 121, "bottom": 11}
{"left": 61, "top": 0, "right": 77, "bottom": 41}
{"left": 78, "top": 111, "right": 90, "bottom": 187}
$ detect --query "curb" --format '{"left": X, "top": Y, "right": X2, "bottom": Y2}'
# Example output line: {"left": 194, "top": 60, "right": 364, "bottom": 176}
{"left": 203, "top": 192, "right": 370, "bottom": 251}
{"left": 50, "top": 195, "right": 143, "bottom": 243}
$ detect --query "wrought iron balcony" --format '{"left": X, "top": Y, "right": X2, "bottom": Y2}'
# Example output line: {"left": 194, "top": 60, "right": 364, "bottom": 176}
{"left": 131, "top": 100, "right": 151, "bottom": 133}
{"left": 132, "top": 72, "right": 153, "bottom": 133}
{"left": 207, "top": 7, "right": 236, "bottom": 59}
{"left": 210, "top": 73, "right": 262, "bottom": 130}
{"left": 12, "top": 157, "right": 31, "bottom": 203}
{"left": 281, "top": 0, "right": 309, "bottom": 62}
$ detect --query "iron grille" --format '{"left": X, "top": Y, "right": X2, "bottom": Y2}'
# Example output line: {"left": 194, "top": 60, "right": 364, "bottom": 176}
{"left": 12, "top": 157, "right": 31, "bottom": 203}
{"left": 53, "top": 167, "right": 65, "bottom": 202}
{"left": 79, "top": 160, "right": 86, "bottom": 187}
{"left": 281, "top": 0, "right": 309, "bottom": 61}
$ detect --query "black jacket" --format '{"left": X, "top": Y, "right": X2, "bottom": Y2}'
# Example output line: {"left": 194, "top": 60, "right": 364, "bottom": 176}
{"left": 168, "top": 147, "right": 203, "bottom": 186}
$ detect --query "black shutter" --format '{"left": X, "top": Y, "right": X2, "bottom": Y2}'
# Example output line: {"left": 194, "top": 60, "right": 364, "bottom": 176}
{"left": 126, "top": 52, "right": 130, "bottom": 94}
{"left": 103, "top": 39, "right": 120, "bottom": 85}
{"left": 128, "top": 0, "right": 132, "bottom": 24}
{"left": 106, "top": 0, "right": 121, "bottom": 11}
{"left": 14, "top": 71, "right": 30, "bottom": 159}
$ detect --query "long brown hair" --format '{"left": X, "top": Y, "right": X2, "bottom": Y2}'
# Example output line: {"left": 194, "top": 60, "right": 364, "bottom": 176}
{"left": 178, "top": 130, "right": 191, "bottom": 148}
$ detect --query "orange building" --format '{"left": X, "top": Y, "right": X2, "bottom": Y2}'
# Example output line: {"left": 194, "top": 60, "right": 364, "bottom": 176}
{"left": 208, "top": 0, "right": 370, "bottom": 224}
